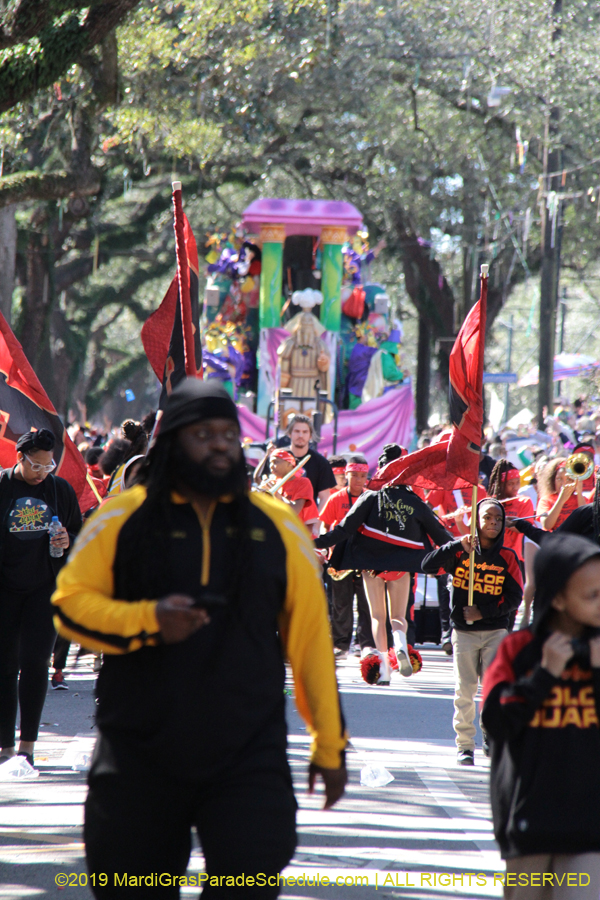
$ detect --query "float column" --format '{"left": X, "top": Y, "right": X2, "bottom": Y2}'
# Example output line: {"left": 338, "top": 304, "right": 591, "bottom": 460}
{"left": 320, "top": 226, "right": 347, "bottom": 332}
{"left": 259, "top": 224, "right": 285, "bottom": 329}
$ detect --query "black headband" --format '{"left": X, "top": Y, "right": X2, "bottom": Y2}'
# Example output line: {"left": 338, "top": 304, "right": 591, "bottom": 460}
{"left": 16, "top": 428, "right": 55, "bottom": 454}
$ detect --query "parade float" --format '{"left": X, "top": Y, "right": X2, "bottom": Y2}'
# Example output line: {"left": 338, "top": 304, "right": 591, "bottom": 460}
{"left": 200, "top": 198, "right": 414, "bottom": 467}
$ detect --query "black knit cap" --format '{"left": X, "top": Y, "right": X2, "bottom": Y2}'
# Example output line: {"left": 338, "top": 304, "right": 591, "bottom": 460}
{"left": 158, "top": 378, "right": 239, "bottom": 436}
{"left": 16, "top": 428, "right": 55, "bottom": 453}
{"left": 532, "top": 532, "right": 600, "bottom": 633}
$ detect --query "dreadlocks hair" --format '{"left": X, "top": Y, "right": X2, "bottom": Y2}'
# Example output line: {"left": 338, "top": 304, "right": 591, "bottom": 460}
{"left": 119, "top": 432, "right": 252, "bottom": 609}
{"left": 488, "top": 458, "right": 516, "bottom": 500}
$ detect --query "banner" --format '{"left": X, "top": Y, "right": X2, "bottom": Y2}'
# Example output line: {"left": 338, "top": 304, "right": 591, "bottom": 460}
{"left": 0, "top": 313, "right": 86, "bottom": 497}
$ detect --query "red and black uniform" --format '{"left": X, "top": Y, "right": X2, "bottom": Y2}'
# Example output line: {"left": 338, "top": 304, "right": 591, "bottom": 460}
{"left": 421, "top": 500, "right": 522, "bottom": 632}
{"left": 482, "top": 533, "right": 600, "bottom": 859}
{"left": 315, "top": 485, "right": 452, "bottom": 573}
{"left": 319, "top": 488, "right": 374, "bottom": 652}
{"left": 482, "top": 630, "right": 600, "bottom": 857}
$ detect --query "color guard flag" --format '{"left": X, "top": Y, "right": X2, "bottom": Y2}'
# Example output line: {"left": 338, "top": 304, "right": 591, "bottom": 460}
{"left": 142, "top": 183, "right": 202, "bottom": 408}
{"left": 446, "top": 267, "right": 488, "bottom": 485}
{"left": 369, "top": 268, "right": 488, "bottom": 492}
{"left": 0, "top": 312, "right": 87, "bottom": 497}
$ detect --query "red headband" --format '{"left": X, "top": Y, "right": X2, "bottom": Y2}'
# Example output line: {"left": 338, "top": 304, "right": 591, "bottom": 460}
{"left": 332, "top": 467, "right": 346, "bottom": 475}
{"left": 346, "top": 463, "right": 369, "bottom": 473}
{"left": 577, "top": 445, "right": 594, "bottom": 455}
{"left": 556, "top": 460, "right": 567, "bottom": 470}
{"left": 501, "top": 468, "right": 520, "bottom": 482}
{"left": 271, "top": 449, "right": 296, "bottom": 466}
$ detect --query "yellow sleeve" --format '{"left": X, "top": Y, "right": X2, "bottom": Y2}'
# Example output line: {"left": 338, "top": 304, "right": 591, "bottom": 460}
{"left": 252, "top": 493, "right": 348, "bottom": 769}
{"left": 51, "top": 486, "right": 161, "bottom": 655}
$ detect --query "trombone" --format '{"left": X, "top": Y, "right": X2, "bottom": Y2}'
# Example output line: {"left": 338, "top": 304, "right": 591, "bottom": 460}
{"left": 565, "top": 452, "right": 595, "bottom": 482}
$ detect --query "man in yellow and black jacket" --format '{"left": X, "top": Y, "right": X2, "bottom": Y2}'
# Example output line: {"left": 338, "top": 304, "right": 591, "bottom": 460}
{"left": 52, "top": 379, "right": 347, "bottom": 899}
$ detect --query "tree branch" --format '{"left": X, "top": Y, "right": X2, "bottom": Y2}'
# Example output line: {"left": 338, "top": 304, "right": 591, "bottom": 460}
{"left": 0, "top": 166, "right": 100, "bottom": 208}
{"left": 0, "top": 0, "right": 139, "bottom": 114}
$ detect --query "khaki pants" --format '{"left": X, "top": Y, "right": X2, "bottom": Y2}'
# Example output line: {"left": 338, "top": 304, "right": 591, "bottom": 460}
{"left": 452, "top": 627, "right": 506, "bottom": 751}
{"left": 505, "top": 853, "right": 600, "bottom": 900}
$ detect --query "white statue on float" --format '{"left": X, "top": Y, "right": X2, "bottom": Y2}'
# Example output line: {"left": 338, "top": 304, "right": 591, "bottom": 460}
{"left": 276, "top": 289, "right": 331, "bottom": 427}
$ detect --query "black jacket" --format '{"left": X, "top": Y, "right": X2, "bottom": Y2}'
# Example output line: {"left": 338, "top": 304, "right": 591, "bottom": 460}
{"left": 0, "top": 466, "right": 82, "bottom": 576}
{"left": 422, "top": 499, "right": 523, "bottom": 631}
{"left": 314, "top": 485, "right": 452, "bottom": 572}
{"left": 481, "top": 533, "right": 600, "bottom": 857}
{"left": 514, "top": 505, "right": 595, "bottom": 545}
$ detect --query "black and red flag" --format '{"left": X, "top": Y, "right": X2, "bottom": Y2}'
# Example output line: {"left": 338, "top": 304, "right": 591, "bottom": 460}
{"left": 142, "top": 182, "right": 202, "bottom": 408}
{"left": 370, "top": 267, "right": 488, "bottom": 492}
{"left": 0, "top": 312, "right": 87, "bottom": 498}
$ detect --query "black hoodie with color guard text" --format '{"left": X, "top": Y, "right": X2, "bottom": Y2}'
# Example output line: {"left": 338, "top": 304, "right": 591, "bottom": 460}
{"left": 481, "top": 533, "right": 600, "bottom": 858}
{"left": 421, "top": 499, "right": 523, "bottom": 631}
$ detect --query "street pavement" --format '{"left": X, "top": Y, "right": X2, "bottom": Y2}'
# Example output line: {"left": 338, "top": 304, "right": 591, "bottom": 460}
{"left": 0, "top": 647, "right": 504, "bottom": 899}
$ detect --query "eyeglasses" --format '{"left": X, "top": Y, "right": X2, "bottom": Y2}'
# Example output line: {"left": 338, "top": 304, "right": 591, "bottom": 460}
{"left": 24, "top": 455, "right": 56, "bottom": 473}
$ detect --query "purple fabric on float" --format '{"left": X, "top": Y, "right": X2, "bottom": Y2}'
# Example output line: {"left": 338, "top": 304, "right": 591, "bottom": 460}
{"left": 347, "top": 343, "right": 377, "bottom": 397}
{"left": 238, "top": 384, "right": 414, "bottom": 470}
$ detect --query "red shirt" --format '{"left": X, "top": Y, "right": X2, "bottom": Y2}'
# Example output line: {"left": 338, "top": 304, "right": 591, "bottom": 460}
{"left": 427, "top": 486, "right": 487, "bottom": 538}
{"left": 537, "top": 492, "right": 580, "bottom": 530}
{"left": 280, "top": 476, "right": 319, "bottom": 523}
{"left": 501, "top": 495, "right": 534, "bottom": 559}
{"left": 319, "top": 487, "right": 360, "bottom": 529}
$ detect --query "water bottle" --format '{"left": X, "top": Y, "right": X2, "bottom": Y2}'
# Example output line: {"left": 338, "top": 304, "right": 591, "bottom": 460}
{"left": 49, "top": 515, "right": 63, "bottom": 558}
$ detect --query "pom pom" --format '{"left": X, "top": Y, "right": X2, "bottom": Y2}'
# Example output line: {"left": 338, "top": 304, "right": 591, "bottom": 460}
{"left": 360, "top": 653, "right": 381, "bottom": 685}
{"left": 408, "top": 644, "right": 423, "bottom": 674}
{"left": 388, "top": 648, "right": 399, "bottom": 671}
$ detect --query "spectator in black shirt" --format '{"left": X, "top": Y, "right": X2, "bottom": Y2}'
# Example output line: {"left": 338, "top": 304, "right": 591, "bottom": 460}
{"left": 285, "top": 415, "right": 337, "bottom": 508}
{"left": 0, "top": 429, "right": 81, "bottom": 770}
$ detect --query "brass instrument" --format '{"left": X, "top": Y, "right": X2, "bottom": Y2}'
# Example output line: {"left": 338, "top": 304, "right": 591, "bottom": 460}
{"left": 565, "top": 452, "right": 595, "bottom": 482}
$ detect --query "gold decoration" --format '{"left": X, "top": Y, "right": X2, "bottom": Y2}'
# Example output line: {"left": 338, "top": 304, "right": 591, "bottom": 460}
{"left": 321, "top": 226, "right": 348, "bottom": 245}
{"left": 259, "top": 223, "right": 286, "bottom": 244}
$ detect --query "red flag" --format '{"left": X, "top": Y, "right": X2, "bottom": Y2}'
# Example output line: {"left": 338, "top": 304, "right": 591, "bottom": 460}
{"left": 0, "top": 313, "right": 87, "bottom": 498}
{"left": 141, "top": 199, "right": 202, "bottom": 408}
{"left": 446, "top": 269, "right": 488, "bottom": 484}
{"left": 370, "top": 269, "right": 488, "bottom": 492}
{"left": 368, "top": 432, "right": 472, "bottom": 493}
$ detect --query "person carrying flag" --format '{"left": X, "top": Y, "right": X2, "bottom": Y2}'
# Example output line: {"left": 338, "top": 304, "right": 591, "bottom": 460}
{"left": 422, "top": 498, "right": 523, "bottom": 765}
{"left": 0, "top": 429, "right": 81, "bottom": 768}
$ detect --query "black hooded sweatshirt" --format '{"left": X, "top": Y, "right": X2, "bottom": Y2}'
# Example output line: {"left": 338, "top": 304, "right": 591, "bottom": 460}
{"left": 421, "top": 499, "right": 523, "bottom": 632}
{"left": 481, "top": 533, "right": 600, "bottom": 858}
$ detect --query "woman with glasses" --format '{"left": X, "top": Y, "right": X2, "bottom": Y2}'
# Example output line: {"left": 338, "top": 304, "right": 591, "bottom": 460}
{"left": 0, "top": 428, "right": 81, "bottom": 769}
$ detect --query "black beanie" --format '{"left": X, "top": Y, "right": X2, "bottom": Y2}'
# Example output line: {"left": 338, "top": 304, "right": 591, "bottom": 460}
{"left": 16, "top": 428, "right": 55, "bottom": 453}
{"left": 378, "top": 443, "right": 406, "bottom": 468}
{"left": 532, "top": 533, "right": 600, "bottom": 633}
{"left": 159, "top": 379, "right": 239, "bottom": 436}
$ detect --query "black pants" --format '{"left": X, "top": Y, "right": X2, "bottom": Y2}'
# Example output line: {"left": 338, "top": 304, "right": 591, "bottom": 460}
{"left": 53, "top": 635, "right": 70, "bottom": 670}
{"left": 0, "top": 585, "right": 57, "bottom": 746}
{"left": 85, "top": 763, "right": 297, "bottom": 899}
{"left": 330, "top": 572, "right": 375, "bottom": 650}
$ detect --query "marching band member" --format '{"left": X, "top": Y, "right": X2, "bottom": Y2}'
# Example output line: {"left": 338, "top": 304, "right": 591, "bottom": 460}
{"left": 315, "top": 445, "right": 452, "bottom": 685}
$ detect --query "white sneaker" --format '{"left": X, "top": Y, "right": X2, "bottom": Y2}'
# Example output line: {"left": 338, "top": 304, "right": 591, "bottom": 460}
{"left": 393, "top": 630, "right": 413, "bottom": 677}
{"left": 377, "top": 652, "right": 391, "bottom": 685}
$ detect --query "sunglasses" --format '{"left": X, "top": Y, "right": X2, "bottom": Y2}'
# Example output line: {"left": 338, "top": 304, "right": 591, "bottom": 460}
{"left": 24, "top": 455, "right": 56, "bottom": 474}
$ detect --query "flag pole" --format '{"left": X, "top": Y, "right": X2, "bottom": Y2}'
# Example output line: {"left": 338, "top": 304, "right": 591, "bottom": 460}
{"left": 467, "top": 264, "right": 489, "bottom": 614}
{"left": 172, "top": 181, "right": 196, "bottom": 377}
